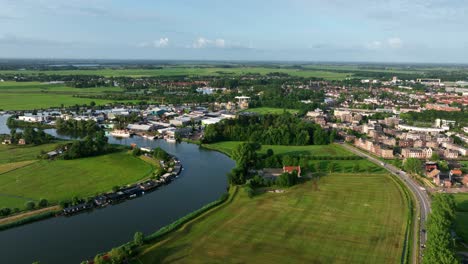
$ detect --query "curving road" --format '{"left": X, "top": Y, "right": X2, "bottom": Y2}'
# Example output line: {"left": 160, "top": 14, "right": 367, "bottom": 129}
{"left": 340, "top": 143, "right": 431, "bottom": 263}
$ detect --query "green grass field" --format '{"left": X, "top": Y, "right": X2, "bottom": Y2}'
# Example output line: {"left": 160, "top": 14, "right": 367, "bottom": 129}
{"left": 0, "top": 81, "right": 123, "bottom": 110}
{"left": 135, "top": 173, "right": 409, "bottom": 264}
{"left": 204, "top": 141, "right": 355, "bottom": 157}
{"left": 0, "top": 67, "right": 352, "bottom": 80}
{"left": 0, "top": 151, "right": 153, "bottom": 209}
{"left": 0, "top": 143, "right": 61, "bottom": 164}
{"left": 241, "top": 107, "right": 299, "bottom": 115}
{"left": 454, "top": 193, "right": 468, "bottom": 243}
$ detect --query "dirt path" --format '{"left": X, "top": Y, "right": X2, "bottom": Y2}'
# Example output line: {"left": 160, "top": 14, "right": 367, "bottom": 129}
{"left": 0, "top": 205, "right": 60, "bottom": 225}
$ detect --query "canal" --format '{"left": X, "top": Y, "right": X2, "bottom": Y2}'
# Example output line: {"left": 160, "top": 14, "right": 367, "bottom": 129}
{"left": 0, "top": 115, "right": 235, "bottom": 264}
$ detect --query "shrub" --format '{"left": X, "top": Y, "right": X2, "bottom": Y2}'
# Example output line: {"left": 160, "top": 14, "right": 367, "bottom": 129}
{"left": 25, "top": 201, "right": 36, "bottom": 210}
{"left": 38, "top": 199, "right": 48, "bottom": 208}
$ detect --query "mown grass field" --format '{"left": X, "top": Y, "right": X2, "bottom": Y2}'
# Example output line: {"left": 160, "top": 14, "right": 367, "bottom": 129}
{"left": 454, "top": 193, "right": 468, "bottom": 243}
{"left": 134, "top": 173, "right": 409, "bottom": 264}
{"left": 241, "top": 107, "right": 299, "bottom": 115}
{"left": 204, "top": 141, "right": 355, "bottom": 157}
{"left": 0, "top": 81, "right": 122, "bottom": 110}
{"left": 0, "top": 151, "right": 154, "bottom": 209}
{"left": 0, "top": 66, "right": 352, "bottom": 80}
{"left": 0, "top": 143, "right": 60, "bottom": 164}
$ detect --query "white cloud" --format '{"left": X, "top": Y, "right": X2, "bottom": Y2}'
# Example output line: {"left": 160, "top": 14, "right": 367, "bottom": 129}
{"left": 154, "top": 37, "right": 169, "bottom": 48}
{"left": 192, "top": 37, "right": 210, "bottom": 48}
{"left": 137, "top": 37, "right": 169, "bottom": 48}
{"left": 365, "top": 37, "right": 403, "bottom": 50}
{"left": 192, "top": 37, "right": 227, "bottom": 48}
{"left": 214, "top": 39, "right": 225, "bottom": 48}
{"left": 366, "top": 41, "right": 382, "bottom": 50}
{"left": 387, "top": 37, "right": 403, "bottom": 48}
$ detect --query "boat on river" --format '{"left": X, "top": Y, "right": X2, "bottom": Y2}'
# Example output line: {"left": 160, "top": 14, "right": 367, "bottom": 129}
{"left": 110, "top": 130, "right": 131, "bottom": 138}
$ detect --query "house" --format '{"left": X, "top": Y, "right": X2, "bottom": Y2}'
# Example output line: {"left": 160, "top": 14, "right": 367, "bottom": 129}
{"left": 425, "top": 162, "right": 438, "bottom": 172}
{"left": 18, "top": 138, "right": 26, "bottom": 145}
{"left": 283, "top": 166, "right": 301, "bottom": 177}
{"left": 444, "top": 149, "right": 459, "bottom": 159}
{"left": 427, "top": 169, "right": 440, "bottom": 179}
{"left": 399, "top": 139, "right": 414, "bottom": 148}
{"left": 46, "top": 151, "right": 60, "bottom": 159}
{"left": 450, "top": 169, "right": 463, "bottom": 178}
{"left": 1, "top": 139, "right": 11, "bottom": 145}
{"left": 262, "top": 168, "right": 283, "bottom": 180}
{"left": 401, "top": 147, "right": 432, "bottom": 159}
{"left": 463, "top": 175, "right": 468, "bottom": 187}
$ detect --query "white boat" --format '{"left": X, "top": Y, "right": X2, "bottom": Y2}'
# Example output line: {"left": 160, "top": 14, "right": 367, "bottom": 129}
{"left": 110, "top": 130, "right": 131, "bottom": 138}
{"left": 165, "top": 135, "right": 176, "bottom": 143}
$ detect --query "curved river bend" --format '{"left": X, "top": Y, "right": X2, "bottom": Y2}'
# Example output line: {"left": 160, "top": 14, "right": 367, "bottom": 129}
{"left": 0, "top": 115, "right": 235, "bottom": 264}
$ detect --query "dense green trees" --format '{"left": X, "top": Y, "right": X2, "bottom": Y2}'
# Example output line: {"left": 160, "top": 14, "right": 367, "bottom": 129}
{"left": 55, "top": 118, "right": 100, "bottom": 135}
{"left": 63, "top": 131, "right": 111, "bottom": 159}
{"left": 423, "top": 194, "right": 459, "bottom": 264}
{"left": 277, "top": 171, "right": 299, "bottom": 187}
{"left": 401, "top": 110, "right": 467, "bottom": 127}
{"left": 403, "top": 158, "right": 422, "bottom": 175}
{"left": 153, "top": 147, "right": 170, "bottom": 161}
{"left": 203, "top": 113, "right": 333, "bottom": 145}
{"left": 7, "top": 127, "right": 52, "bottom": 145}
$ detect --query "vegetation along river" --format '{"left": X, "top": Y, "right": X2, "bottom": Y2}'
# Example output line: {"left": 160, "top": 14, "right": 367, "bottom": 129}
{"left": 0, "top": 115, "right": 235, "bottom": 264}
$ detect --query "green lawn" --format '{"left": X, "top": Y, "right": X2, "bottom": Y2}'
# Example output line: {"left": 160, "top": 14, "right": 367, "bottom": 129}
{"left": 241, "top": 107, "right": 299, "bottom": 115}
{"left": 135, "top": 173, "right": 409, "bottom": 264}
{"left": 204, "top": 141, "right": 355, "bottom": 157}
{"left": 0, "top": 143, "right": 60, "bottom": 164}
{"left": 0, "top": 81, "right": 125, "bottom": 110}
{"left": 0, "top": 93, "right": 115, "bottom": 110}
{"left": 454, "top": 193, "right": 468, "bottom": 243}
{"left": 0, "top": 151, "right": 154, "bottom": 209}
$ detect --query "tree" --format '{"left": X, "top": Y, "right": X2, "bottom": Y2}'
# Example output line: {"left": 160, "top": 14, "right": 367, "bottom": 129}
{"left": 38, "top": 198, "right": 48, "bottom": 208}
{"left": 25, "top": 201, "right": 35, "bottom": 210}
{"left": 403, "top": 158, "right": 422, "bottom": 174}
{"left": 430, "top": 152, "right": 440, "bottom": 161}
{"left": 231, "top": 142, "right": 260, "bottom": 170}
{"left": 327, "top": 162, "right": 335, "bottom": 173}
{"left": 134, "top": 231, "right": 144, "bottom": 246}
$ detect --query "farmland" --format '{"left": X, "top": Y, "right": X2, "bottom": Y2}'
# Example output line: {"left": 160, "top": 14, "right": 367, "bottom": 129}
{"left": 0, "top": 81, "right": 122, "bottom": 110}
{"left": 134, "top": 172, "right": 409, "bottom": 264}
{"left": 0, "top": 150, "right": 154, "bottom": 209}
{"left": 1, "top": 66, "right": 352, "bottom": 80}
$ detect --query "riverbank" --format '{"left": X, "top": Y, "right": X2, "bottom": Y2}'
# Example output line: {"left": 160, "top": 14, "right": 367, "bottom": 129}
{"left": 0, "top": 149, "right": 184, "bottom": 231}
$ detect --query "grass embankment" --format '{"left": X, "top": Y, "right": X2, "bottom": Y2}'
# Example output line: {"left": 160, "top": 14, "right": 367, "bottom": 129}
{"left": 0, "top": 148, "right": 154, "bottom": 209}
{"left": 134, "top": 173, "right": 409, "bottom": 264}
{"left": 454, "top": 194, "right": 468, "bottom": 243}
{"left": 240, "top": 107, "right": 299, "bottom": 115}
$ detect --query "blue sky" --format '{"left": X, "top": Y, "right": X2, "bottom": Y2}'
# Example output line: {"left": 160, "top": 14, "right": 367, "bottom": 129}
{"left": 0, "top": 0, "right": 467, "bottom": 63}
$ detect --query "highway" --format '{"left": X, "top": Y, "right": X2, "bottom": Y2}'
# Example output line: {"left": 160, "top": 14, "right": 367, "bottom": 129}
{"left": 340, "top": 143, "right": 431, "bottom": 263}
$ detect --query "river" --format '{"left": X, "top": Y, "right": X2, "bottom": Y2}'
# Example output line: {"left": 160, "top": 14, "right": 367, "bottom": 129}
{"left": 0, "top": 115, "right": 235, "bottom": 264}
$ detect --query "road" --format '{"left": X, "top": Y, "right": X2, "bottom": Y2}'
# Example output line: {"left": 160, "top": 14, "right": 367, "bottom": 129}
{"left": 341, "top": 143, "right": 431, "bottom": 263}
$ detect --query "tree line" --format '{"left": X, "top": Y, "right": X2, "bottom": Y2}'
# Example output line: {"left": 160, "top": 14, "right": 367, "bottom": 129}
{"left": 423, "top": 194, "right": 459, "bottom": 264}
{"left": 55, "top": 118, "right": 101, "bottom": 136}
{"left": 62, "top": 131, "right": 113, "bottom": 160}
{"left": 203, "top": 113, "right": 336, "bottom": 145}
